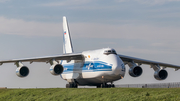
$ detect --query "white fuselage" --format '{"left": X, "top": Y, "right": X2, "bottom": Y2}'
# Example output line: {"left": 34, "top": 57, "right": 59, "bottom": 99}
{"left": 61, "top": 48, "right": 125, "bottom": 86}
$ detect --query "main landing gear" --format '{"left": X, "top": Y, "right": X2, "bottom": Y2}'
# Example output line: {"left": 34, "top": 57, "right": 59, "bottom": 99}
{"left": 66, "top": 83, "right": 78, "bottom": 88}
{"left": 65, "top": 82, "right": 115, "bottom": 88}
{"left": 96, "top": 83, "right": 115, "bottom": 88}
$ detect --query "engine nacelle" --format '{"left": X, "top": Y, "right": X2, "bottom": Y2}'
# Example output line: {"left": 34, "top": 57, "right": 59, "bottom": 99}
{"left": 16, "top": 66, "right": 29, "bottom": 77}
{"left": 129, "top": 66, "right": 143, "bottom": 77}
{"left": 154, "top": 69, "right": 168, "bottom": 80}
{"left": 50, "top": 64, "right": 64, "bottom": 75}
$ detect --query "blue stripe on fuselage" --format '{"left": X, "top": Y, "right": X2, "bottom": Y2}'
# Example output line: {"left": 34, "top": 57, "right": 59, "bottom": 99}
{"left": 62, "top": 61, "right": 112, "bottom": 74}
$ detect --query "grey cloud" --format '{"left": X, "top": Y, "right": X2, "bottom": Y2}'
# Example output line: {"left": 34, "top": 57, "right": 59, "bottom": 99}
{"left": 40, "top": 0, "right": 92, "bottom": 7}
{"left": 70, "top": 23, "right": 180, "bottom": 41}
{"left": 0, "top": 16, "right": 180, "bottom": 41}
{"left": 0, "top": 17, "right": 61, "bottom": 36}
{"left": 0, "top": 0, "right": 10, "bottom": 3}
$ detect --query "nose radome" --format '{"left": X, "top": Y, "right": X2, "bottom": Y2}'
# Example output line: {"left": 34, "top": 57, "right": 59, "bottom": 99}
{"left": 102, "top": 54, "right": 124, "bottom": 75}
{"left": 106, "top": 54, "right": 122, "bottom": 75}
{"left": 113, "top": 59, "right": 123, "bottom": 75}
{"left": 114, "top": 56, "right": 125, "bottom": 76}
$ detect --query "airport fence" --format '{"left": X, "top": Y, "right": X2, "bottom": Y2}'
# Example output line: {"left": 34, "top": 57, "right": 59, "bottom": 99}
{"left": 116, "top": 82, "right": 180, "bottom": 88}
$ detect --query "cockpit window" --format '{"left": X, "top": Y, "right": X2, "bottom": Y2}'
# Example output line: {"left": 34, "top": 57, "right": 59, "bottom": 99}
{"left": 104, "top": 49, "right": 117, "bottom": 55}
{"left": 112, "top": 50, "right": 116, "bottom": 53}
{"left": 108, "top": 50, "right": 111, "bottom": 53}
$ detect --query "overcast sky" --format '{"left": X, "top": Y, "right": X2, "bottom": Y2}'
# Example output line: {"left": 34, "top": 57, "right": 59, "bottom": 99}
{"left": 0, "top": 0, "right": 180, "bottom": 88}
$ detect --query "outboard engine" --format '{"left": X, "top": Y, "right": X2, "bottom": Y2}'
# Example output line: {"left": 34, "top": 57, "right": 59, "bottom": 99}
{"left": 154, "top": 69, "right": 168, "bottom": 80}
{"left": 16, "top": 66, "right": 29, "bottom": 77}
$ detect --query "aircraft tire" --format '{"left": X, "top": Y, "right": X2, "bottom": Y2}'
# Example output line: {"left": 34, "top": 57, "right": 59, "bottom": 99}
{"left": 102, "top": 84, "right": 108, "bottom": 88}
{"left": 68, "top": 83, "right": 77, "bottom": 88}
{"left": 96, "top": 85, "right": 101, "bottom": 88}
{"left": 111, "top": 84, "right": 115, "bottom": 88}
{"left": 100, "top": 84, "right": 115, "bottom": 88}
{"left": 66, "top": 84, "right": 70, "bottom": 88}
{"left": 106, "top": 84, "right": 109, "bottom": 88}
{"left": 74, "top": 83, "right": 78, "bottom": 88}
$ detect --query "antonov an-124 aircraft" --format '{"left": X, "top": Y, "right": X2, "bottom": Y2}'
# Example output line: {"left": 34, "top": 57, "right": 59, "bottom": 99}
{"left": 0, "top": 16, "right": 180, "bottom": 88}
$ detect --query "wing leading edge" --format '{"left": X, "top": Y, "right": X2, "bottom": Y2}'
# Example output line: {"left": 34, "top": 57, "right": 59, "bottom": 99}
{"left": 118, "top": 54, "right": 180, "bottom": 69}
{"left": 0, "top": 53, "right": 84, "bottom": 65}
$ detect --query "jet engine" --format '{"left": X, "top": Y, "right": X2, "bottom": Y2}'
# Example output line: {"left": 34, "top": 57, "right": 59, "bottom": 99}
{"left": 16, "top": 66, "right": 29, "bottom": 77}
{"left": 128, "top": 61, "right": 143, "bottom": 77}
{"left": 129, "top": 66, "right": 143, "bottom": 77}
{"left": 50, "top": 64, "right": 64, "bottom": 75}
{"left": 154, "top": 69, "right": 168, "bottom": 80}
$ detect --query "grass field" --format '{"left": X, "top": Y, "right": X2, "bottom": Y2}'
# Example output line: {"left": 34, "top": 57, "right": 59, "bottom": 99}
{"left": 0, "top": 88, "right": 179, "bottom": 101}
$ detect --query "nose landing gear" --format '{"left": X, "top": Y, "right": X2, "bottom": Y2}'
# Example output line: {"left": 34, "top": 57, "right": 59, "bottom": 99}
{"left": 96, "top": 83, "right": 115, "bottom": 88}
{"left": 66, "top": 83, "right": 78, "bottom": 88}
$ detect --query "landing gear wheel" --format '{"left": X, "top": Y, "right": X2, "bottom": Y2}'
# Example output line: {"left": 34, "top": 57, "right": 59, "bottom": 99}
{"left": 107, "top": 84, "right": 111, "bottom": 88}
{"left": 73, "top": 83, "right": 78, "bottom": 88}
{"left": 66, "top": 83, "right": 78, "bottom": 88}
{"left": 102, "top": 83, "right": 108, "bottom": 88}
{"left": 99, "top": 83, "right": 115, "bottom": 88}
{"left": 111, "top": 84, "right": 115, "bottom": 88}
{"left": 66, "top": 84, "right": 70, "bottom": 88}
{"left": 96, "top": 85, "right": 101, "bottom": 88}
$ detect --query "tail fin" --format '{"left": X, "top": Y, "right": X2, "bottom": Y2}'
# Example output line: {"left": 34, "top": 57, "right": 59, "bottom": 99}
{"left": 63, "top": 16, "right": 74, "bottom": 54}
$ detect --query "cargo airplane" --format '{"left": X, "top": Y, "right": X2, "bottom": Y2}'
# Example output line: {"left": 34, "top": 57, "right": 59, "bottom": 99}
{"left": 0, "top": 16, "right": 180, "bottom": 88}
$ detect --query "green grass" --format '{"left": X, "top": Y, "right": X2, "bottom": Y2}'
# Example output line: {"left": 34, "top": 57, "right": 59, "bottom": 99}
{"left": 0, "top": 88, "right": 179, "bottom": 101}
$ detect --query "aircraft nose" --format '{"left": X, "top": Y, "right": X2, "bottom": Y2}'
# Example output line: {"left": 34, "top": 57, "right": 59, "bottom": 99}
{"left": 110, "top": 55, "right": 125, "bottom": 76}
{"left": 103, "top": 54, "right": 125, "bottom": 76}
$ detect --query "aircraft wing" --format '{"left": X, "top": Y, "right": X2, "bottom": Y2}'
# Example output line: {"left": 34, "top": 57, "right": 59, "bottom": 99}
{"left": 118, "top": 54, "right": 180, "bottom": 69}
{"left": 0, "top": 53, "right": 84, "bottom": 64}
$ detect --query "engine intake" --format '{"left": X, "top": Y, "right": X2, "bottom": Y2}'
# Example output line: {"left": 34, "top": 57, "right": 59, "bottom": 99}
{"left": 16, "top": 66, "right": 29, "bottom": 77}
{"left": 128, "top": 61, "right": 143, "bottom": 77}
{"left": 129, "top": 66, "right": 143, "bottom": 77}
{"left": 154, "top": 69, "right": 168, "bottom": 80}
{"left": 50, "top": 64, "right": 64, "bottom": 75}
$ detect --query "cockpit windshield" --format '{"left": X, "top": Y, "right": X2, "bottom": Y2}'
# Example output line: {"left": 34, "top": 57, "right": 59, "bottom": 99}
{"left": 104, "top": 49, "right": 117, "bottom": 55}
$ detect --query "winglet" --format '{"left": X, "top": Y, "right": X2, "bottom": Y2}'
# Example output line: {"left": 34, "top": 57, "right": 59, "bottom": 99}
{"left": 63, "top": 16, "right": 74, "bottom": 54}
